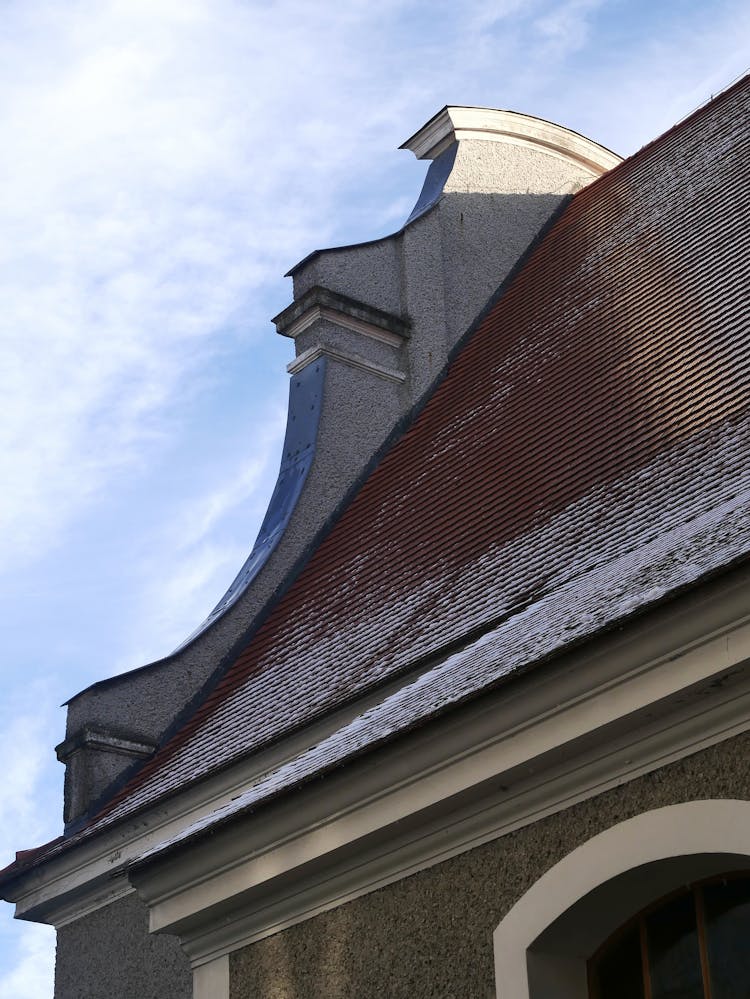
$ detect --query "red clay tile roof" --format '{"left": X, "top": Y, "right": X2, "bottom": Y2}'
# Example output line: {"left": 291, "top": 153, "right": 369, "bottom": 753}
{"left": 5, "top": 73, "right": 750, "bottom": 875}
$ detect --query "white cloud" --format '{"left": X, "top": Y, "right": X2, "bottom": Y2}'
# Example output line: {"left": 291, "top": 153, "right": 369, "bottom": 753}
{"left": 0, "top": 696, "right": 61, "bottom": 857}
{"left": 0, "top": 923, "right": 55, "bottom": 999}
{"left": 114, "top": 398, "right": 287, "bottom": 667}
{"left": 2, "top": 2, "right": 750, "bottom": 996}
{"left": 170, "top": 416, "right": 286, "bottom": 557}
{"left": 2, "top": 0, "right": 748, "bottom": 577}
{"left": 0, "top": 689, "right": 61, "bottom": 998}
{"left": 533, "top": 0, "right": 604, "bottom": 55}
{"left": 530, "top": 1, "right": 750, "bottom": 155}
{"left": 0, "top": 0, "right": 414, "bottom": 573}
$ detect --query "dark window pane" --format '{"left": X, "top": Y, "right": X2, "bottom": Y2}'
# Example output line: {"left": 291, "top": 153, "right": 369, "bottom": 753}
{"left": 703, "top": 877, "right": 750, "bottom": 999}
{"left": 646, "top": 892, "right": 704, "bottom": 999}
{"left": 591, "top": 924, "right": 644, "bottom": 999}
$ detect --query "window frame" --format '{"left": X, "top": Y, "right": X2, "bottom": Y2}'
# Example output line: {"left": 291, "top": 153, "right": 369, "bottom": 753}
{"left": 587, "top": 871, "right": 750, "bottom": 999}
{"left": 493, "top": 801, "right": 750, "bottom": 999}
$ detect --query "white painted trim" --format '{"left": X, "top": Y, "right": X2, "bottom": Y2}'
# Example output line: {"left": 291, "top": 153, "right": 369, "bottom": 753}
{"left": 54, "top": 881, "right": 134, "bottom": 929}
{"left": 131, "top": 580, "right": 750, "bottom": 963}
{"left": 288, "top": 344, "right": 406, "bottom": 383}
{"left": 401, "top": 106, "right": 621, "bottom": 174}
{"left": 493, "top": 800, "right": 750, "bottom": 999}
{"left": 5, "top": 678, "right": 413, "bottom": 927}
{"left": 179, "top": 688, "right": 750, "bottom": 967}
{"left": 8, "top": 568, "right": 750, "bottom": 959}
{"left": 193, "top": 954, "right": 229, "bottom": 999}
{"left": 284, "top": 304, "right": 406, "bottom": 347}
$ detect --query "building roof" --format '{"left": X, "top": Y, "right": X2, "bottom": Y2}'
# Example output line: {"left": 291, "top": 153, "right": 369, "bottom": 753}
{"left": 4, "top": 73, "right": 750, "bottom": 878}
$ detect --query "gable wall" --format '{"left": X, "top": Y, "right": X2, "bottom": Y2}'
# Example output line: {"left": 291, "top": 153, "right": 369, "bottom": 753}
{"left": 229, "top": 729, "right": 750, "bottom": 999}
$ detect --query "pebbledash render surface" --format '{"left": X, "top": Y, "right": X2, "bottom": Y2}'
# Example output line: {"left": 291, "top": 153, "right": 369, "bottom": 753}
{"left": 53, "top": 733, "right": 750, "bottom": 999}
{"left": 57, "top": 105, "right": 614, "bottom": 826}
{"left": 54, "top": 892, "right": 191, "bottom": 999}
{"left": 228, "top": 733, "right": 750, "bottom": 999}
{"left": 3, "top": 77, "right": 750, "bottom": 999}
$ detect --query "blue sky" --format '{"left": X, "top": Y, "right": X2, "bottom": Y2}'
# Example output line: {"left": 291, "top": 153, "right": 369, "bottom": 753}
{"left": 1, "top": 1, "right": 748, "bottom": 994}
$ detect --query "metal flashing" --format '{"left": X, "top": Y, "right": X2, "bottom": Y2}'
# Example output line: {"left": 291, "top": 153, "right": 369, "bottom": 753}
{"left": 173, "top": 358, "right": 326, "bottom": 651}
{"left": 403, "top": 141, "right": 458, "bottom": 225}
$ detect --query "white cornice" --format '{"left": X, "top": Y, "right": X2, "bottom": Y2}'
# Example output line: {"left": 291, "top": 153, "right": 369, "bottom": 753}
{"left": 176, "top": 683, "right": 750, "bottom": 968}
{"left": 51, "top": 878, "right": 134, "bottom": 929}
{"left": 7, "top": 567, "right": 750, "bottom": 961}
{"left": 400, "top": 106, "right": 622, "bottom": 175}
{"left": 282, "top": 305, "right": 407, "bottom": 348}
{"left": 288, "top": 344, "right": 406, "bottom": 382}
{"left": 128, "top": 570, "right": 750, "bottom": 966}
{"left": 3, "top": 678, "right": 410, "bottom": 927}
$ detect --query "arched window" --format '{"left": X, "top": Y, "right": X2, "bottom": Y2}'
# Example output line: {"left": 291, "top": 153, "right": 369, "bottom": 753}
{"left": 493, "top": 801, "right": 750, "bottom": 999}
{"left": 589, "top": 873, "right": 750, "bottom": 999}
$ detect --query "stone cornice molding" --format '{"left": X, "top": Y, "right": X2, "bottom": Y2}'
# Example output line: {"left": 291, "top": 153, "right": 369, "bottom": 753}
{"left": 287, "top": 345, "right": 406, "bottom": 382}
{"left": 126, "top": 568, "right": 750, "bottom": 966}
{"left": 401, "top": 106, "right": 622, "bottom": 175}
{"left": 8, "top": 567, "right": 750, "bottom": 967}
{"left": 55, "top": 726, "right": 156, "bottom": 764}
{"left": 273, "top": 286, "right": 410, "bottom": 342}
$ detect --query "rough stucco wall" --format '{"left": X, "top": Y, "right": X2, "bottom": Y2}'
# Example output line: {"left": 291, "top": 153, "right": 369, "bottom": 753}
{"left": 55, "top": 891, "right": 191, "bottom": 999}
{"left": 444, "top": 139, "right": 592, "bottom": 196}
{"left": 62, "top": 141, "right": 601, "bottom": 827}
{"left": 292, "top": 238, "right": 402, "bottom": 315}
{"left": 230, "top": 731, "right": 750, "bottom": 999}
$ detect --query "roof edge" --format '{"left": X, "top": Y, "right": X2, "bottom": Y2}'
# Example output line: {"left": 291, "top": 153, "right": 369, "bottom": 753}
{"left": 400, "top": 105, "right": 622, "bottom": 174}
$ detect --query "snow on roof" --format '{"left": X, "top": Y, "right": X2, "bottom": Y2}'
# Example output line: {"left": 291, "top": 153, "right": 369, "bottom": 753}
{"left": 5, "top": 73, "right": 750, "bottom": 877}
{"left": 139, "top": 460, "right": 750, "bottom": 860}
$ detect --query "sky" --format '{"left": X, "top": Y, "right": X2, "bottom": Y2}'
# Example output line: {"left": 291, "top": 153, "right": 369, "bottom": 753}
{"left": 0, "top": 0, "right": 748, "bottom": 994}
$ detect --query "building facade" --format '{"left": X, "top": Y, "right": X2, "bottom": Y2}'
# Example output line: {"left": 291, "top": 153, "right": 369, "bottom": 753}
{"left": 2, "top": 76, "right": 750, "bottom": 999}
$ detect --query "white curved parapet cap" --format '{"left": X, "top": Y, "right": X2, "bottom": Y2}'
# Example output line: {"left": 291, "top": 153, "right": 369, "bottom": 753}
{"left": 400, "top": 105, "right": 622, "bottom": 176}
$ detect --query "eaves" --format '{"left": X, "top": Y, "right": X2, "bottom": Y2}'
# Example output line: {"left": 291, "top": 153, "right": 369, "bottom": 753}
{"left": 126, "top": 561, "right": 750, "bottom": 967}
{"left": 6, "top": 561, "right": 750, "bottom": 962}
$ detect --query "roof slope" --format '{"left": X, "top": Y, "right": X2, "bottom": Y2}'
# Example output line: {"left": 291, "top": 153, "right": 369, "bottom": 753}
{"left": 9, "top": 75, "right": 750, "bottom": 870}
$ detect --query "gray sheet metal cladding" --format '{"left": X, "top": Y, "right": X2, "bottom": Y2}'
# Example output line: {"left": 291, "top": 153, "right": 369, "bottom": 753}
{"left": 403, "top": 141, "right": 458, "bottom": 225}
{"left": 174, "top": 358, "right": 325, "bottom": 651}
{"left": 287, "top": 143, "right": 457, "bottom": 277}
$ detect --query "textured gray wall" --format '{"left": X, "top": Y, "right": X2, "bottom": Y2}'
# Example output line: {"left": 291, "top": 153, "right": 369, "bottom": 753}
{"left": 55, "top": 891, "right": 191, "bottom": 999}
{"left": 230, "top": 731, "right": 750, "bottom": 999}
{"left": 61, "top": 132, "right": 603, "bottom": 826}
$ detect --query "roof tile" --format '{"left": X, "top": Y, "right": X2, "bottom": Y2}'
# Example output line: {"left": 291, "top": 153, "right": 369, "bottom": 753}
{"left": 11, "top": 74, "right": 750, "bottom": 870}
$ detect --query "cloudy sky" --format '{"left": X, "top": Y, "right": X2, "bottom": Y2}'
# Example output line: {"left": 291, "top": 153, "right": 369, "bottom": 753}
{"left": 1, "top": 0, "right": 748, "bottom": 993}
